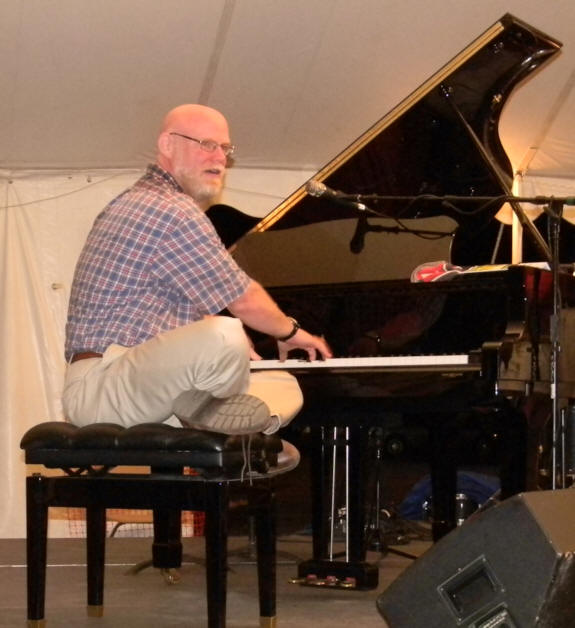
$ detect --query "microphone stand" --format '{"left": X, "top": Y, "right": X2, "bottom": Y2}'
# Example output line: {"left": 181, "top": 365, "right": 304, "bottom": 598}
{"left": 546, "top": 199, "right": 566, "bottom": 488}
{"left": 343, "top": 192, "right": 575, "bottom": 266}
{"left": 359, "top": 222, "right": 453, "bottom": 237}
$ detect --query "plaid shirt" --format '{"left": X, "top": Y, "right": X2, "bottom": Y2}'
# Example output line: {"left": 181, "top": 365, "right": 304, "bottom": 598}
{"left": 65, "top": 164, "right": 250, "bottom": 359}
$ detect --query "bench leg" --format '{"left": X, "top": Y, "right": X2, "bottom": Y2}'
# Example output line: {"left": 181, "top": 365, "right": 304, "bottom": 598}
{"left": 152, "top": 508, "right": 183, "bottom": 568}
{"left": 86, "top": 505, "right": 107, "bottom": 616}
{"left": 125, "top": 508, "right": 184, "bottom": 583}
{"left": 254, "top": 484, "right": 277, "bottom": 628}
{"left": 204, "top": 482, "right": 229, "bottom": 628}
{"left": 26, "top": 474, "right": 49, "bottom": 627}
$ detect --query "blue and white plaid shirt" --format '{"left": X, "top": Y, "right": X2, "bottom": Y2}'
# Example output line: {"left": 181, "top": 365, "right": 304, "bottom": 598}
{"left": 65, "top": 164, "right": 250, "bottom": 359}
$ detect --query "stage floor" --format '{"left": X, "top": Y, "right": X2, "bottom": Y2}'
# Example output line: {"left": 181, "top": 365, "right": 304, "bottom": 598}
{"left": 0, "top": 534, "right": 430, "bottom": 627}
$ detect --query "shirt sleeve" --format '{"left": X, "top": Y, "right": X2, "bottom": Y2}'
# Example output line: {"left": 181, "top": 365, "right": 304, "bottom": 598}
{"left": 152, "top": 210, "right": 251, "bottom": 316}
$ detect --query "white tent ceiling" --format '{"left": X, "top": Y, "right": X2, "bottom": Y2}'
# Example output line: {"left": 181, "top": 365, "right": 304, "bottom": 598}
{"left": 2, "top": 0, "right": 575, "bottom": 185}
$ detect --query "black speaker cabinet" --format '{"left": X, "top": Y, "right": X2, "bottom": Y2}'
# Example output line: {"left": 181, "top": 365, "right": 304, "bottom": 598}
{"left": 377, "top": 489, "right": 575, "bottom": 627}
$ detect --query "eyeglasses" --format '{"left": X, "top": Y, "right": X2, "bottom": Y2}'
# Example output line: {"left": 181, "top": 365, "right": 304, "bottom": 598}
{"left": 170, "top": 132, "right": 236, "bottom": 157}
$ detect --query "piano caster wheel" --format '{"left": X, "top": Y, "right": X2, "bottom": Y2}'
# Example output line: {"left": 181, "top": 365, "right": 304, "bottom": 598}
{"left": 160, "top": 568, "right": 181, "bottom": 584}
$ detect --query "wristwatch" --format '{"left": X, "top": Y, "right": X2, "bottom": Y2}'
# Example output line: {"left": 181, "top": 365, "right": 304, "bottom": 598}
{"left": 276, "top": 317, "right": 300, "bottom": 341}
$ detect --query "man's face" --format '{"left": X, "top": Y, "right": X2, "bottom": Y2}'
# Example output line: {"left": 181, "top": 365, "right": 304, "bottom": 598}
{"left": 168, "top": 116, "right": 231, "bottom": 207}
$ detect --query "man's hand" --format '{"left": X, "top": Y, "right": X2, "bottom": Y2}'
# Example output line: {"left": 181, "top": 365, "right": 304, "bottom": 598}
{"left": 277, "top": 328, "right": 332, "bottom": 362}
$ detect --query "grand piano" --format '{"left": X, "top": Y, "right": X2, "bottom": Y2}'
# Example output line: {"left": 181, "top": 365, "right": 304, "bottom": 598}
{"left": 221, "top": 14, "right": 575, "bottom": 589}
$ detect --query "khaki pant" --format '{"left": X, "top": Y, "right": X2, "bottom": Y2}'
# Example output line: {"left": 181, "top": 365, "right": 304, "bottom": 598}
{"left": 63, "top": 316, "right": 303, "bottom": 428}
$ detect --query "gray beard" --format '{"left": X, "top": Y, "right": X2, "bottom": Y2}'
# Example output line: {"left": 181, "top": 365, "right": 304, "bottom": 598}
{"left": 189, "top": 184, "right": 220, "bottom": 207}
{"left": 177, "top": 172, "right": 223, "bottom": 207}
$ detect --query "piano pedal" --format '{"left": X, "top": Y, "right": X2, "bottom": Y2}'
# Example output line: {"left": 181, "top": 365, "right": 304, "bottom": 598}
{"left": 289, "top": 574, "right": 357, "bottom": 589}
{"left": 291, "top": 559, "right": 379, "bottom": 590}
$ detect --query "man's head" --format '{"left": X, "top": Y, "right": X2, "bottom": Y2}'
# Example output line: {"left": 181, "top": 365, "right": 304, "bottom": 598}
{"left": 156, "top": 104, "right": 234, "bottom": 209}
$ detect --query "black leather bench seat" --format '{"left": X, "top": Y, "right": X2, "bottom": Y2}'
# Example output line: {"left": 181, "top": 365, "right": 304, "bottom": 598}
{"left": 21, "top": 421, "right": 283, "bottom": 475}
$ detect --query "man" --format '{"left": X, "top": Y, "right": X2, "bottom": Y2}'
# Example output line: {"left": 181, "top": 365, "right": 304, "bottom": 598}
{"left": 63, "top": 104, "right": 331, "bottom": 435}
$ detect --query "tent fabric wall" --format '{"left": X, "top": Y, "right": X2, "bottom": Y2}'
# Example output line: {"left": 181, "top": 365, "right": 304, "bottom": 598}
{"left": 517, "top": 176, "right": 575, "bottom": 220}
{"left": 0, "top": 166, "right": 312, "bottom": 539}
{"left": 0, "top": 171, "right": 140, "bottom": 538}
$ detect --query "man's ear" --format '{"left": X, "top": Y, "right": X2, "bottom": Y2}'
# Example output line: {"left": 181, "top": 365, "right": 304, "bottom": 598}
{"left": 157, "top": 131, "right": 173, "bottom": 158}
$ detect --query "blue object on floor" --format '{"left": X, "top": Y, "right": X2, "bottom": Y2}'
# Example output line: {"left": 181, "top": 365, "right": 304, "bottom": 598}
{"left": 399, "top": 471, "right": 500, "bottom": 521}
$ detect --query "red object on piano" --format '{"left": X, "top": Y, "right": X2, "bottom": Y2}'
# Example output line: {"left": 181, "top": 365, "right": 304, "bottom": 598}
{"left": 411, "top": 260, "right": 464, "bottom": 283}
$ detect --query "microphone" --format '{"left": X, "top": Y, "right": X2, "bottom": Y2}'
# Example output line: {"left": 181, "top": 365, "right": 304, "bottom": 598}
{"left": 305, "top": 180, "right": 367, "bottom": 210}
{"left": 306, "top": 180, "right": 348, "bottom": 200}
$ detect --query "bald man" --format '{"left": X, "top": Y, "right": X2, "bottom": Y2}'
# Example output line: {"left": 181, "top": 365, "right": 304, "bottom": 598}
{"left": 63, "top": 104, "right": 331, "bottom": 434}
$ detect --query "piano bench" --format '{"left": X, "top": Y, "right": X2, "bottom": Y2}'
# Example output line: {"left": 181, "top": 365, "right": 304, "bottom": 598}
{"left": 20, "top": 421, "right": 300, "bottom": 628}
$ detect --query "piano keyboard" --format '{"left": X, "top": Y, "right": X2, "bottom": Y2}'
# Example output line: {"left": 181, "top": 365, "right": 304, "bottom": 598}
{"left": 250, "top": 354, "right": 476, "bottom": 371}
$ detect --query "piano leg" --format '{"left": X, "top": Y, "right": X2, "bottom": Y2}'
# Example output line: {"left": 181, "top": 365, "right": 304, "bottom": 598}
{"left": 498, "top": 400, "right": 528, "bottom": 498}
{"left": 428, "top": 414, "right": 458, "bottom": 542}
{"left": 427, "top": 399, "right": 529, "bottom": 542}
{"left": 309, "top": 423, "right": 329, "bottom": 561}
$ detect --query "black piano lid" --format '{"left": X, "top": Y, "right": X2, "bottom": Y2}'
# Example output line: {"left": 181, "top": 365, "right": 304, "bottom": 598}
{"left": 231, "top": 14, "right": 562, "bottom": 279}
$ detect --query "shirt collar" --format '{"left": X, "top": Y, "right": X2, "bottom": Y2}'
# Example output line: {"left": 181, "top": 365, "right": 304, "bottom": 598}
{"left": 145, "top": 163, "right": 184, "bottom": 194}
